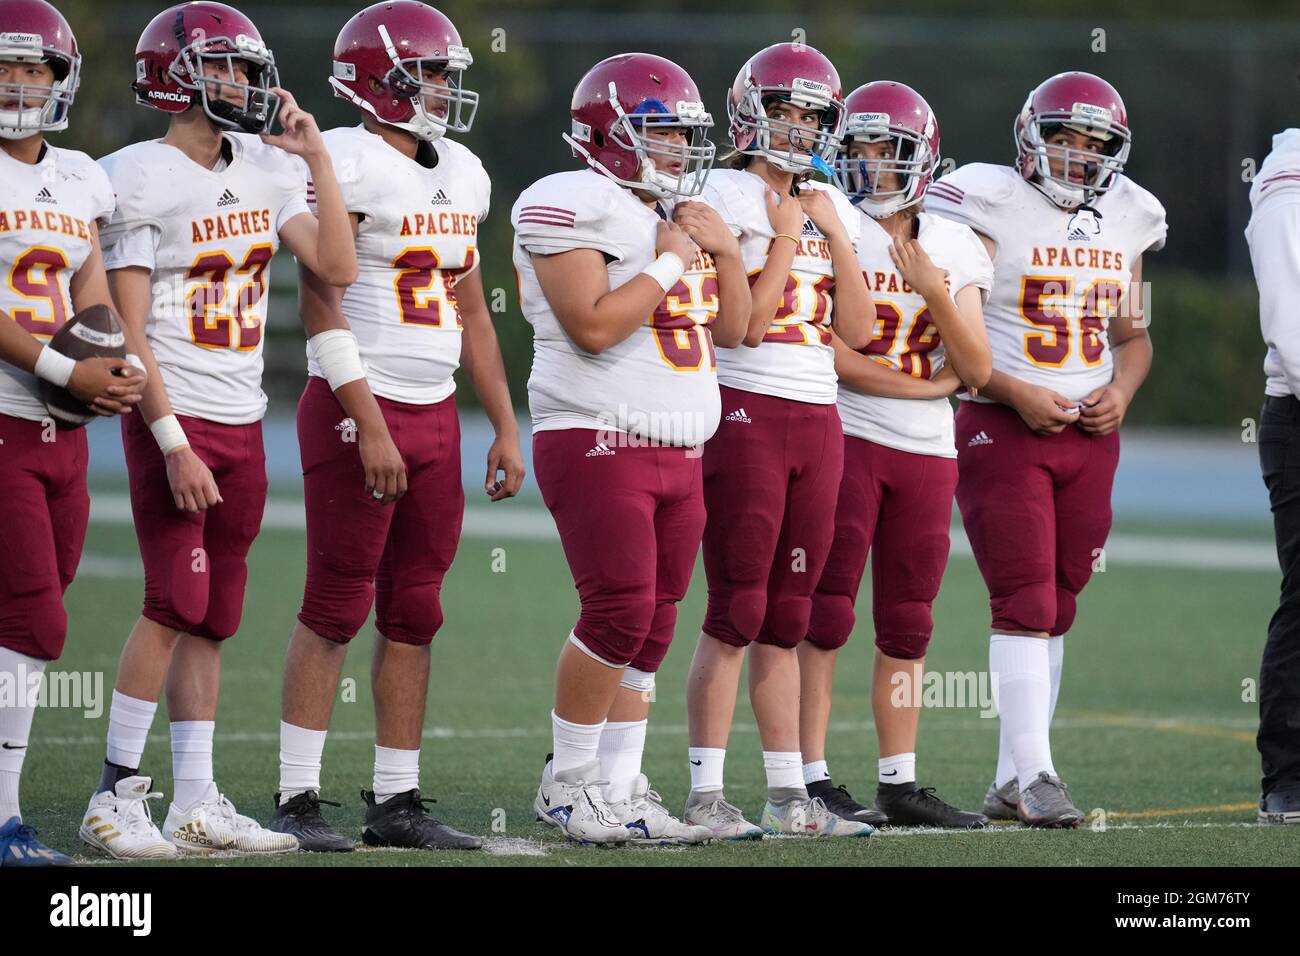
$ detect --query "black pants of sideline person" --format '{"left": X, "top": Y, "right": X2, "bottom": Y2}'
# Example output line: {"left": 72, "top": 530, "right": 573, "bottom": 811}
{"left": 1258, "top": 394, "right": 1300, "bottom": 798}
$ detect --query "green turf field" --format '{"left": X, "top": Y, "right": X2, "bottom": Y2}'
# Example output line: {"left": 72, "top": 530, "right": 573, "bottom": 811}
{"left": 19, "top": 495, "right": 1300, "bottom": 866}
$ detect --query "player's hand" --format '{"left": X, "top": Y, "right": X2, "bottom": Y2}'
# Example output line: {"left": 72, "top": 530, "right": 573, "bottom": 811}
{"left": 165, "top": 445, "right": 222, "bottom": 513}
{"left": 888, "top": 237, "right": 949, "bottom": 302}
{"left": 485, "top": 433, "right": 525, "bottom": 502}
{"left": 796, "top": 189, "right": 847, "bottom": 242}
{"left": 359, "top": 427, "right": 407, "bottom": 505}
{"left": 68, "top": 358, "right": 145, "bottom": 416}
{"left": 764, "top": 186, "right": 804, "bottom": 239}
{"left": 1013, "top": 383, "right": 1082, "bottom": 435}
{"left": 1077, "top": 384, "right": 1129, "bottom": 435}
{"left": 260, "top": 88, "right": 325, "bottom": 161}
{"left": 672, "top": 202, "right": 738, "bottom": 259}
{"left": 655, "top": 219, "right": 696, "bottom": 265}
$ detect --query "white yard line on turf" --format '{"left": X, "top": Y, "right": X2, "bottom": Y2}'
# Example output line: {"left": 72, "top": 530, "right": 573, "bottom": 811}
{"left": 85, "top": 494, "right": 1278, "bottom": 573}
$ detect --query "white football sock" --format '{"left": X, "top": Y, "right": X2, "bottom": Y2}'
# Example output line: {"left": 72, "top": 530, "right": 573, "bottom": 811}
{"left": 0, "top": 647, "right": 43, "bottom": 822}
{"left": 598, "top": 719, "right": 647, "bottom": 803}
{"left": 105, "top": 689, "right": 157, "bottom": 770}
{"left": 763, "top": 751, "right": 805, "bottom": 791}
{"left": 551, "top": 711, "right": 604, "bottom": 778}
{"left": 170, "top": 720, "right": 216, "bottom": 811}
{"left": 688, "top": 747, "right": 725, "bottom": 793}
{"left": 373, "top": 745, "right": 419, "bottom": 802}
{"left": 994, "top": 720, "right": 1017, "bottom": 789}
{"left": 1048, "top": 634, "right": 1065, "bottom": 723}
{"left": 278, "top": 721, "right": 327, "bottom": 801}
{"left": 880, "top": 752, "right": 917, "bottom": 786}
{"left": 803, "top": 759, "right": 831, "bottom": 785}
{"left": 990, "top": 634, "right": 1055, "bottom": 785}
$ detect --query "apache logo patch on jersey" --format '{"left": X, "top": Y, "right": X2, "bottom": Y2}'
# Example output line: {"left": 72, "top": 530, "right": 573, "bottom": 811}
{"left": 1066, "top": 207, "right": 1102, "bottom": 242}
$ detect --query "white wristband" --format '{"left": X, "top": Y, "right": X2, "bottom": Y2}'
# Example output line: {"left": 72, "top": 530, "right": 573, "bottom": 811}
{"left": 640, "top": 252, "right": 686, "bottom": 293}
{"left": 308, "top": 329, "right": 366, "bottom": 391}
{"left": 150, "top": 414, "right": 188, "bottom": 455}
{"left": 34, "top": 345, "right": 75, "bottom": 388}
{"left": 125, "top": 353, "right": 145, "bottom": 371}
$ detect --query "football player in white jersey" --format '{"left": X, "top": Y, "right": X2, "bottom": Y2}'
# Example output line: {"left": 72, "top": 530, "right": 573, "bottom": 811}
{"left": 682, "top": 42, "right": 876, "bottom": 839}
{"left": 799, "top": 81, "right": 992, "bottom": 829}
{"left": 80, "top": 2, "right": 356, "bottom": 859}
{"left": 926, "top": 72, "right": 1166, "bottom": 826}
{"left": 0, "top": 0, "right": 147, "bottom": 867}
{"left": 515, "top": 53, "right": 749, "bottom": 845}
{"left": 269, "top": 1, "right": 522, "bottom": 853}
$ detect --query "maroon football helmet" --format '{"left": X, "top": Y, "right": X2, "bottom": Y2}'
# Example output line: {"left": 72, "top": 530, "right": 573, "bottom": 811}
{"left": 563, "top": 52, "right": 715, "bottom": 198}
{"left": 834, "top": 81, "right": 939, "bottom": 218}
{"left": 1015, "top": 71, "right": 1130, "bottom": 209}
{"left": 0, "top": 0, "right": 80, "bottom": 139}
{"left": 132, "top": 2, "right": 279, "bottom": 134}
{"left": 330, "top": 1, "right": 476, "bottom": 142}
{"left": 727, "top": 42, "right": 845, "bottom": 174}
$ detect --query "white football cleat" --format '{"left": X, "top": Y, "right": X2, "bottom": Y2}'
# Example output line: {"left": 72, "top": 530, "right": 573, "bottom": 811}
{"left": 80, "top": 776, "right": 179, "bottom": 860}
{"left": 683, "top": 792, "right": 765, "bottom": 840}
{"left": 761, "top": 794, "right": 875, "bottom": 837}
{"left": 164, "top": 792, "right": 299, "bottom": 855}
{"left": 534, "top": 758, "right": 628, "bottom": 846}
{"left": 608, "top": 775, "right": 712, "bottom": 846}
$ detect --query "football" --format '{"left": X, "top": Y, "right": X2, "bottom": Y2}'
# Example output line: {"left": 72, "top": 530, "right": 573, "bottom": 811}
{"left": 37, "top": 303, "right": 129, "bottom": 428}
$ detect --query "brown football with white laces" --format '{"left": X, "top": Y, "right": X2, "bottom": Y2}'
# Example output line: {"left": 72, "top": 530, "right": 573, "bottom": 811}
{"left": 37, "top": 303, "right": 128, "bottom": 427}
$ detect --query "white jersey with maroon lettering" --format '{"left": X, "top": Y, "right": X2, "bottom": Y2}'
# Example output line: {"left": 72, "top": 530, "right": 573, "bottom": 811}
{"left": 98, "top": 133, "right": 310, "bottom": 424}
{"left": 703, "top": 169, "right": 861, "bottom": 405}
{"left": 838, "top": 211, "right": 993, "bottom": 457}
{"left": 306, "top": 125, "right": 489, "bottom": 405}
{"left": 512, "top": 169, "right": 727, "bottom": 447}
{"left": 925, "top": 163, "right": 1166, "bottom": 404}
{"left": 0, "top": 145, "right": 113, "bottom": 422}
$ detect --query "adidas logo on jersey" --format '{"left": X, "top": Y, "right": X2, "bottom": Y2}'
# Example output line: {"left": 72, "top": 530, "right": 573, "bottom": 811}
{"left": 1066, "top": 208, "right": 1102, "bottom": 242}
{"left": 431, "top": 188, "right": 452, "bottom": 206}
{"left": 216, "top": 189, "right": 240, "bottom": 208}
{"left": 801, "top": 218, "right": 821, "bottom": 237}
{"left": 725, "top": 407, "right": 752, "bottom": 424}
{"left": 967, "top": 430, "right": 993, "bottom": 447}
{"left": 585, "top": 442, "right": 616, "bottom": 457}
{"left": 34, "top": 187, "right": 55, "bottom": 204}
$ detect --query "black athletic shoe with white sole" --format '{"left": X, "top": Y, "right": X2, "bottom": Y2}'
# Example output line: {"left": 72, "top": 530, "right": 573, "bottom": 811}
{"left": 806, "top": 779, "right": 888, "bottom": 827}
{"left": 874, "top": 781, "right": 988, "bottom": 829}
{"left": 1259, "top": 787, "right": 1300, "bottom": 825}
{"left": 361, "top": 789, "right": 483, "bottom": 850}
{"left": 269, "top": 791, "right": 356, "bottom": 852}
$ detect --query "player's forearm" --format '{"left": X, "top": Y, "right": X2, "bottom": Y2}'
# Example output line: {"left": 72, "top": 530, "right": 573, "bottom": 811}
{"left": 920, "top": 293, "right": 991, "bottom": 390}
{"left": 833, "top": 341, "right": 947, "bottom": 399}
{"left": 979, "top": 368, "right": 1031, "bottom": 408}
{"left": 562, "top": 275, "right": 666, "bottom": 354}
{"left": 744, "top": 241, "right": 797, "bottom": 346}
{"left": 106, "top": 270, "right": 173, "bottom": 424}
{"left": 1109, "top": 333, "right": 1152, "bottom": 403}
{"left": 0, "top": 311, "right": 41, "bottom": 374}
{"left": 711, "top": 249, "right": 750, "bottom": 348}
{"left": 826, "top": 237, "right": 871, "bottom": 350}
{"left": 462, "top": 308, "right": 519, "bottom": 440}
{"left": 303, "top": 153, "right": 357, "bottom": 287}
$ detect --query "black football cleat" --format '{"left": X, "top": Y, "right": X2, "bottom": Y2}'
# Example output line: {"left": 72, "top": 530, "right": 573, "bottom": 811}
{"left": 875, "top": 781, "right": 989, "bottom": 829}
{"left": 269, "top": 791, "right": 356, "bottom": 852}
{"left": 806, "top": 778, "right": 888, "bottom": 827}
{"left": 361, "top": 789, "right": 483, "bottom": 850}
